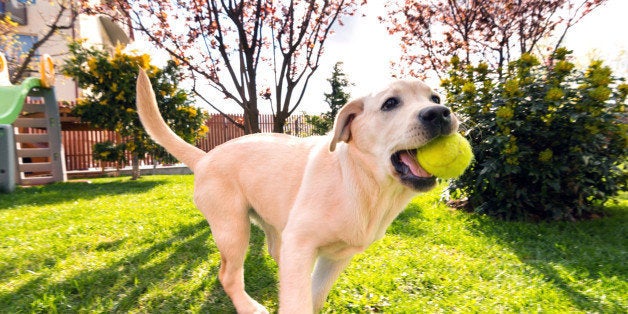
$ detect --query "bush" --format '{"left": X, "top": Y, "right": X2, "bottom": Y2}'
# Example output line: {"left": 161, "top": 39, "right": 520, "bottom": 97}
{"left": 442, "top": 49, "right": 627, "bottom": 221}
{"left": 92, "top": 141, "right": 126, "bottom": 171}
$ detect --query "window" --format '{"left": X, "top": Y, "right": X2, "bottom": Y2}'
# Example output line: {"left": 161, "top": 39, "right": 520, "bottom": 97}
{"left": 1, "top": 34, "right": 38, "bottom": 66}
{"left": 15, "top": 34, "right": 38, "bottom": 57}
{"left": 1, "top": 0, "right": 30, "bottom": 25}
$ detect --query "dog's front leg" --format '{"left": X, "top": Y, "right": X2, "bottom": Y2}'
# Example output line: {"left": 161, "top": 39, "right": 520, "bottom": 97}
{"left": 278, "top": 235, "right": 318, "bottom": 313}
{"left": 311, "top": 256, "right": 352, "bottom": 312}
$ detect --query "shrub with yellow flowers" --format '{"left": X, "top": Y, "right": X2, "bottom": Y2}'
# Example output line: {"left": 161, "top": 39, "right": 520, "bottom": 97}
{"left": 62, "top": 41, "right": 208, "bottom": 179}
{"left": 92, "top": 141, "right": 126, "bottom": 173}
{"left": 442, "top": 48, "right": 627, "bottom": 221}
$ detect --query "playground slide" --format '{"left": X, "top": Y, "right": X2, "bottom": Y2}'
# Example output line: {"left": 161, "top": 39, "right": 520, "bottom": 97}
{"left": 0, "top": 53, "right": 55, "bottom": 124}
{"left": 0, "top": 77, "right": 43, "bottom": 124}
{"left": 0, "top": 53, "right": 63, "bottom": 192}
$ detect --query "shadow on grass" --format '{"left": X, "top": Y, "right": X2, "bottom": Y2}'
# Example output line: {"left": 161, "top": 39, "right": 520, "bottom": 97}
{"left": 0, "top": 220, "right": 279, "bottom": 312}
{"left": 0, "top": 178, "right": 166, "bottom": 209}
{"left": 0, "top": 219, "right": 211, "bottom": 311}
{"left": 467, "top": 205, "right": 627, "bottom": 312}
{"left": 387, "top": 201, "right": 429, "bottom": 237}
{"left": 386, "top": 196, "right": 626, "bottom": 312}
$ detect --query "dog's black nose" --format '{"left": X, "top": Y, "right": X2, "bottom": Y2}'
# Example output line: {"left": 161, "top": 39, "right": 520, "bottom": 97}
{"left": 419, "top": 106, "right": 453, "bottom": 136}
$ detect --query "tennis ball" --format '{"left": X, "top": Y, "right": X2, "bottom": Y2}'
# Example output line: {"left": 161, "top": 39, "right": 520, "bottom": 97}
{"left": 416, "top": 133, "right": 473, "bottom": 179}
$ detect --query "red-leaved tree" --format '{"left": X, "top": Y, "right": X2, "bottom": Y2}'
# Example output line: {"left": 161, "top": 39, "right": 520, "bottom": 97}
{"left": 381, "top": 0, "right": 606, "bottom": 80}
{"left": 80, "top": 0, "right": 364, "bottom": 134}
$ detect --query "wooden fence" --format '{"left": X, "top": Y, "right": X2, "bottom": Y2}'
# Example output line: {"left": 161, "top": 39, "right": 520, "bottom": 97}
{"left": 61, "top": 113, "right": 316, "bottom": 171}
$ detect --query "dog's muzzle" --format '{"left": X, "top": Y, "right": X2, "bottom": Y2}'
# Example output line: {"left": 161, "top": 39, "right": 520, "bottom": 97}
{"left": 390, "top": 105, "right": 456, "bottom": 191}
{"left": 419, "top": 106, "right": 453, "bottom": 139}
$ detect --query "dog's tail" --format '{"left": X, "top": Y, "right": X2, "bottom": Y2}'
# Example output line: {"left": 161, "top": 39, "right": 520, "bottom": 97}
{"left": 136, "top": 69, "right": 205, "bottom": 172}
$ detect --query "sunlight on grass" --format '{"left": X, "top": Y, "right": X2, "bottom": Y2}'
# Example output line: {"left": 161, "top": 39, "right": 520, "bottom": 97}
{"left": 0, "top": 176, "right": 625, "bottom": 313}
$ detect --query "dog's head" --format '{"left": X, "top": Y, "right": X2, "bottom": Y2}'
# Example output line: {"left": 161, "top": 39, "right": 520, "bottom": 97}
{"left": 329, "top": 80, "right": 459, "bottom": 192}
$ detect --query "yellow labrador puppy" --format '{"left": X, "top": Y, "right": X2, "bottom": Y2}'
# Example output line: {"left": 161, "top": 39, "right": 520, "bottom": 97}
{"left": 136, "top": 69, "right": 458, "bottom": 313}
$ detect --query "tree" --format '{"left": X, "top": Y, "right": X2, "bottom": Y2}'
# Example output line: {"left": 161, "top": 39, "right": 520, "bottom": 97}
{"left": 0, "top": 0, "right": 79, "bottom": 84}
{"left": 62, "top": 41, "right": 208, "bottom": 179}
{"left": 381, "top": 0, "right": 606, "bottom": 79}
{"left": 79, "top": 0, "right": 364, "bottom": 134}
{"left": 307, "top": 61, "right": 352, "bottom": 135}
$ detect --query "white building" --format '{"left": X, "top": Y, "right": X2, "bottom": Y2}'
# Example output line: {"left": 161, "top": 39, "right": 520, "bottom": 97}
{"left": 1, "top": 0, "right": 129, "bottom": 102}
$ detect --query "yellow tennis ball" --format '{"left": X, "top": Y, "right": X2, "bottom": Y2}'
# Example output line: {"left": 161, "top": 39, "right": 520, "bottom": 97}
{"left": 417, "top": 133, "right": 473, "bottom": 179}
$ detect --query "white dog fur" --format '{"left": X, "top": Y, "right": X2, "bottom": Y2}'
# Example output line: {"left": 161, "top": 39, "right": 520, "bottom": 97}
{"left": 136, "top": 69, "right": 459, "bottom": 313}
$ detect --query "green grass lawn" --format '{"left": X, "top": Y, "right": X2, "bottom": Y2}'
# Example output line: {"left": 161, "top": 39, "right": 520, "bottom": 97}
{"left": 0, "top": 175, "right": 625, "bottom": 313}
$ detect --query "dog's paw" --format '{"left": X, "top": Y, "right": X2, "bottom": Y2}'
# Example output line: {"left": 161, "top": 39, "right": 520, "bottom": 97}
{"left": 235, "top": 298, "right": 269, "bottom": 314}
{"left": 251, "top": 301, "right": 269, "bottom": 314}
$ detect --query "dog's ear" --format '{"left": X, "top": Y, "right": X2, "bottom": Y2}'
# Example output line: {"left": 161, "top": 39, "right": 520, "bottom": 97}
{"left": 329, "top": 98, "right": 364, "bottom": 152}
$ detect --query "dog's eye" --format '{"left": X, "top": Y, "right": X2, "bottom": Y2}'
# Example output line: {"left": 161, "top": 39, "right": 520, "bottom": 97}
{"left": 381, "top": 97, "right": 400, "bottom": 111}
{"left": 430, "top": 95, "right": 441, "bottom": 104}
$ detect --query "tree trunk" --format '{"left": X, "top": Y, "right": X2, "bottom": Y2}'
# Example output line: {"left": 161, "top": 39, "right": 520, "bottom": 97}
{"left": 244, "top": 107, "right": 261, "bottom": 134}
{"left": 131, "top": 153, "right": 140, "bottom": 180}
{"left": 273, "top": 111, "right": 289, "bottom": 133}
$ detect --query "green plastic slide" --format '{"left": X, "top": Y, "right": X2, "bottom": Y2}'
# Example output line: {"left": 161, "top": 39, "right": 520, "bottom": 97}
{"left": 0, "top": 77, "right": 42, "bottom": 124}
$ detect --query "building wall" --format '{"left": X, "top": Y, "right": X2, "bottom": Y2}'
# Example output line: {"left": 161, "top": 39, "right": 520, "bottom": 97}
{"left": 5, "top": 0, "right": 79, "bottom": 101}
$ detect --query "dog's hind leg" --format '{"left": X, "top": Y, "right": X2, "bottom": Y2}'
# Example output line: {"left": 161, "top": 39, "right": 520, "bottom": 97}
{"left": 197, "top": 194, "right": 268, "bottom": 314}
{"left": 250, "top": 213, "right": 281, "bottom": 263}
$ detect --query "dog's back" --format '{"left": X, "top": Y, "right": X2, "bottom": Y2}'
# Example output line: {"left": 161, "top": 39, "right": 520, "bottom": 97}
{"left": 192, "top": 133, "right": 323, "bottom": 227}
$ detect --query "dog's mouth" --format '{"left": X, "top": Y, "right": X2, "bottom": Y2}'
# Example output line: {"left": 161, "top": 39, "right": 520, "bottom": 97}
{"left": 391, "top": 150, "right": 437, "bottom": 191}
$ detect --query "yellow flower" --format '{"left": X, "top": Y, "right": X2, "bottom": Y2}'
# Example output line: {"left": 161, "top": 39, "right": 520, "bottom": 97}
{"left": 518, "top": 53, "right": 540, "bottom": 68}
{"left": 617, "top": 83, "right": 628, "bottom": 103}
{"left": 177, "top": 106, "right": 198, "bottom": 118}
{"left": 545, "top": 87, "right": 564, "bottom": 101}
{"left": 482, "top": 104, "right": 491, "bottom": 113}
{"left": 589, "top": 86, "right": 611, "bottom": 102}
{"left": 554, "top": 60, "right": 574, "bottom": 75}
{"left": 506, "top": 156, "right": 519, "bottom": 165}
{"left": 139, "top": 54, "right": 151, "bottom": 69}
{"left": 451, "top": 55, "right": 461, "bottom": 67}
{"left": 199, "top": 125, "right": 209, "bottom": 136}
{"left": 462, "top": 82, "right": 476, "bottom": 94}
{"left": 553, "top": 47, "right": 571, "bottom": 61}
{"left": 87, "top": 57, "right": 97, "bottom": 71}
{"left": 114, "top": 44, "right": 124, "bottom": 56}
{"left": 476, "top": 62, "right": 489, "bottom": 75}
{"left": 504, "top": 79, "right": 520, "bottom": 97}
{"left": 538, "top": 149, "right": 553, "bottom": 163}
{"left": 496, "top": 107, "right": 514, "bottom": 120}
{"left": 586, "top": 62, "right": 612, "bottom": 86}
{"left": 503, "top": 140, "right": 519, "bottom": 155}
